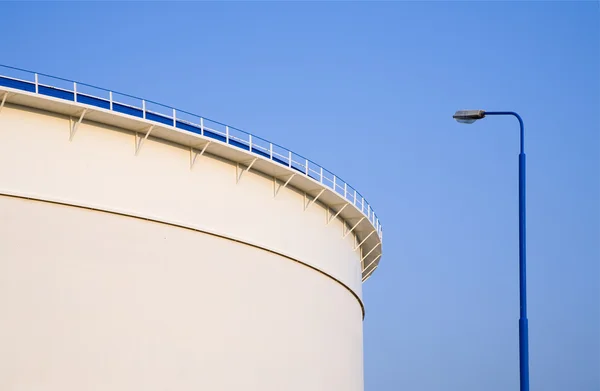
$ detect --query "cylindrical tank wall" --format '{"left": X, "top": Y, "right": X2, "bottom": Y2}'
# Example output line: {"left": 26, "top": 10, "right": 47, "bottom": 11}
{"left": 0, "top": 104, "right": 365, "bottom": 391}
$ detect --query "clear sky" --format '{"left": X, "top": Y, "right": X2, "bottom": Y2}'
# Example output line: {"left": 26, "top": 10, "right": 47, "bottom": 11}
{"left": 1, "top": 2, "right": 598, "bottom": 390}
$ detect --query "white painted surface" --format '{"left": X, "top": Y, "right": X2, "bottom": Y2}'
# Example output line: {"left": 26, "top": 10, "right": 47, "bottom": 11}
{"left": 0, "top": 197, "right": 364, "bottom": 391}
{"left": 0, "top": 104, "right": 365, "bottom": 390}
{"left": 0, "top": 83, "right": 383, "bottom": 280}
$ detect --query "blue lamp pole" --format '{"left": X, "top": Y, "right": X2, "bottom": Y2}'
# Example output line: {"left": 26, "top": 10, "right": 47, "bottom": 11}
{"left": 452, "top": 110, "right": 529, "bottom": 391}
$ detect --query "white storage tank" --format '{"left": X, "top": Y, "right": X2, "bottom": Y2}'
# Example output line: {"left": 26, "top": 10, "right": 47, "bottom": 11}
{"left": 0, "top": 66, "right": 383, "bottom": 391}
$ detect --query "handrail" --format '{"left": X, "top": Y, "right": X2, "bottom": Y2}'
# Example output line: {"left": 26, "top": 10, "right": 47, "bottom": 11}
{"left": 0, "top": 64, "right": 383, "bottom": 241}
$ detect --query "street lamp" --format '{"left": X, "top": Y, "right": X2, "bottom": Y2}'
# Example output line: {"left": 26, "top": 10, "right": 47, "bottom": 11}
{"left": 453, "top": 109, "right": 529, "bottom": 391}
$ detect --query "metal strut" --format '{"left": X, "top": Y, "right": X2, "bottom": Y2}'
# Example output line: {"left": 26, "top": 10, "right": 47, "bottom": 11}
{"left": 362, "top": 253, "right": 382, "bottom": 274}
{"left": 354, "top": 229, "right": 376, "bottom": 251}
{"left": 362, "top": 259, "right": 381, "bottom": 282}
{"left": 274, "top": 173, "right": 296, "bottom": 197}
{"left": 236, "top": 158, "right": 258, "bottom": 184}
{"left": 343, "top": 217, "right": 366, "bottom": 239}
{"left": 304, "top": 188, "right": 326, "bottom": 211}
{"left": 69, "top": 109, "right": 88, "bottom": 141}
{"left": 190, "top": 141, "right": 211, "bottom": 169}
{"left": 361, "top": 242, "right": 381, "bottom": 262}
{"left": 326, "top": 203, "right": 349, "bottom": 226}
{"left": 0, "top": 92, "right": 8, "bottom": 114}
{"left": 134, "top": 125, "right": 154, "bottom": 155}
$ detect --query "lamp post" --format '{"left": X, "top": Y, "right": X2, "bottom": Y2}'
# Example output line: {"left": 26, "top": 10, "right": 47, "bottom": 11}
{"left": 453, "top": 110, "right": 529, "bottom": 391}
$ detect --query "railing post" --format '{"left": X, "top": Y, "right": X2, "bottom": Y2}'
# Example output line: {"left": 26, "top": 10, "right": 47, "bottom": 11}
{"left": 73, "top": 82, "right": 77, "bottom": 102}
{"left": 249, "top": 134, "right": 253, "bottom": 151}
{"left": 200, "top": 117, "right": 204, "bottom": 136}
{"left": 269, "top": 143, "right": 273, "bottom": 159}
{"left": 320, "top": 167, "right": 323, "bottom": 183}
{"left": 344, "top": 183, "right": 347, "bottom": 199}
{"left": 333, "top": 175, "right": 337, "bottom": 192}
{"left": 226, "top": 126, "right": 229, "bottom": 143}
{"left": 288, "top": 151, "right": 292, "bottom": 167}
{"left": 354, "top": 190, "right": 357, "bottom": 205}
{"left": 109, "top": 91, "right": 113, "bottom": 110}
{"left": 305, "top": 159, "right": 308, "bottom": 175}
{"left": 173, "top": 108, "right": 176, "bottom": 127}
{"left": 34, "top": 73, "right": 38, "bottom": 93}
{"left": 142, "top": 100, "right": 146, "bottom": 119}
{"left": 361, "top": 197, "right": 364, "bottom": 212}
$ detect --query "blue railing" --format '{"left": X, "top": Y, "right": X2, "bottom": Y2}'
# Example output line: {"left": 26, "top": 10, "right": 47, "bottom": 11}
{"left": 0, "top": 64, "right": 382, "bottom": 241}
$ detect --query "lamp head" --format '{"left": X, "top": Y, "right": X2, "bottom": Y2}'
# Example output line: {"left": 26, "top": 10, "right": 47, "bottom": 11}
{"left": 453, "top": 110, "right": 486, "bottom": 124}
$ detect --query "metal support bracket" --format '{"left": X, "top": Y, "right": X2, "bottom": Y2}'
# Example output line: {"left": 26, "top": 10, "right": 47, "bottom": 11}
{"left": 326, "top": 203, "right": 349, "bottom": 226}
{"left": 343, "top": 217, "right": 366, "bottom": 239}
{"left": 236, "top": 157, "right": 258, "bottom": 184}
{"left": 0, "top": 92, "right": 8, "bottom": 115}
{"left": 190, "top": 141, "right": 211, "bottom": 169}
{"left": 362, "top": 255, "right": 382, "bottom": 282}
{"left": 354, "top": 229, "right": 376, "bottom": 251}
{"left": 273, "top": 173, "right": 296, "bottom": 197}
{"left": 304, "top": 188, "right": 326, "bottom": 211}
{"left": 361, "top": 242, "right": 381, "bottom": 262}
{"left": 363, "top": 253, "right": 382, "bottom": 274}
{"left": 134, "top": 125, "right": 154, "bottom": 155}
{"left": 69, "top": 109, "right": 88, "bottom": 141}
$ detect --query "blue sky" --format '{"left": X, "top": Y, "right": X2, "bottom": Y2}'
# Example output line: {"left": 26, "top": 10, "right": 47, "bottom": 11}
{"left": 1, "top": 2, "right": 598, "bottom": 390}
